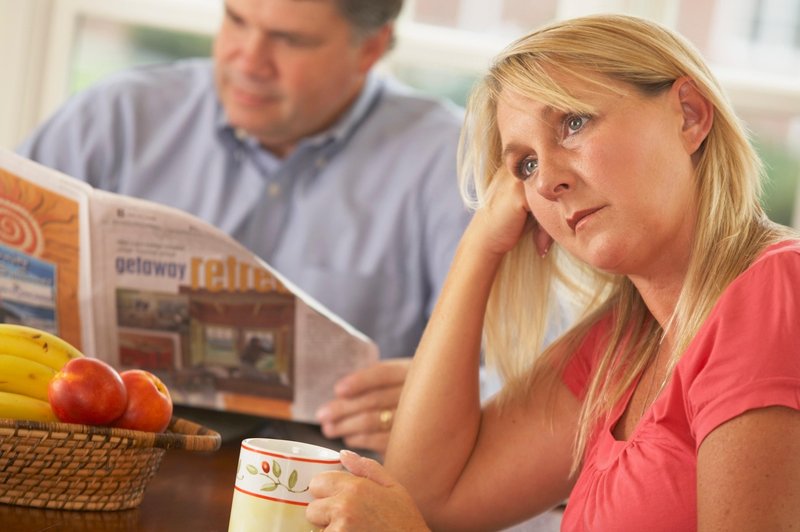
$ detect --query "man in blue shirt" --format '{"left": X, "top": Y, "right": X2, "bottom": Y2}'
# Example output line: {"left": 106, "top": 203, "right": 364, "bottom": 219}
{"left": 18, "top": 0, "right": 469, "bottom": 455}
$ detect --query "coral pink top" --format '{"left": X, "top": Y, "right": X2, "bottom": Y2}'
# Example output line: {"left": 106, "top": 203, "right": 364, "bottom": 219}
{"left": 560, "top": 240, "right": 800, "bottom": 531}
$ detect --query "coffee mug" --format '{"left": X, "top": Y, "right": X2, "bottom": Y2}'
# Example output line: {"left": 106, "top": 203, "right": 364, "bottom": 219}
{"left": 228, "top": 438, "right": 342, "bottom": 532}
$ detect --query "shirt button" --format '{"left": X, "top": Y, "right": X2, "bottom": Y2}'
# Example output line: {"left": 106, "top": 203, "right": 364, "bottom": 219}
{"left": 315, "top": 157, "right": 326, "bottom": 169}
{"left": 268, "top": 183, "right": 281, "bottom": 197}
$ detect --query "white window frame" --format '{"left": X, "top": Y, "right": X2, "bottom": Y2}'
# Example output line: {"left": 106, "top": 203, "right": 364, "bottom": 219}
{"left": 0, "top": 0, "right": 53, "bottom": 150}
{"left": 2, "top": 0, "right": 799, "bottom": 225}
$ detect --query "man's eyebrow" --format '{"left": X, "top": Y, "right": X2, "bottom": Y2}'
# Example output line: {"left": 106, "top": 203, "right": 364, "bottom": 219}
{"left": 265, "top": 29, "right": 323, "bottom": 44}
{"left": 266, "top": 29, "right": 298, "bottom": 39}
{"left": 223, "top": 4, "right": 241, "bottom": 20}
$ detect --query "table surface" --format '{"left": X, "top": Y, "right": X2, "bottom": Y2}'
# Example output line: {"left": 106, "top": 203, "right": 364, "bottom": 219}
{"left": 0, "top": 438, "right": 238, "bottom": 531}
{"left": 0, "top": 411, "right": 341, "bottom": 532}
{"left": 0, "top": 411, "right": 562, "bottom": 532}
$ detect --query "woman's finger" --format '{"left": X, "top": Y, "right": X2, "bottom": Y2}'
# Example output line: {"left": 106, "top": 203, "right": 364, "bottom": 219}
{"left": 339, "top": 450, "right": 395, "bottom": 487}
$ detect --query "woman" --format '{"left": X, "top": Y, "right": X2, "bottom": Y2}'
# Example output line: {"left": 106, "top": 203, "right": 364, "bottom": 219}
{"left": 306, "top": 14, "right": 800, "bottom": 531}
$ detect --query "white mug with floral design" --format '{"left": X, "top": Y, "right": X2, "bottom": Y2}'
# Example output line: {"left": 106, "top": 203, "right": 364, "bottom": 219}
{"left": 228, "top": 438, "right": 342, "bottom": 532}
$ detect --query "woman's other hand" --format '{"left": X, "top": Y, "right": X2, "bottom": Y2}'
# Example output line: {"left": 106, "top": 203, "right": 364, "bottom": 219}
{"left": 472, "top": 167, "right": 552, "bottom": 258}
{"left": 307, "top": 450, "right": 430, "bottom": 532}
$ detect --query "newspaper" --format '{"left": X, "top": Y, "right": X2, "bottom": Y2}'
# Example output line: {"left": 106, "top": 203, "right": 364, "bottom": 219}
{"left": 0, "top": 148, "right": 378, "bottom": 423}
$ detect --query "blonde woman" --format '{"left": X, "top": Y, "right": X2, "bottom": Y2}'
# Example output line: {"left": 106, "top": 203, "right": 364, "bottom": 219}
{"left": 306, "top": 14, "right": 800, "bottom": 531}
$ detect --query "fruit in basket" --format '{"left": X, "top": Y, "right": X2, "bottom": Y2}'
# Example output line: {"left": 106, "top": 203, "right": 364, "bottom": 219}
{"left": 48, "top": 357, "right": 128, "bottom": 425}
{"left": 0, "top": 390, "right": 57, "bottom": 421}
{"left": 112, "top": 369, "right": 173, "bottom": 433}
{"left": 0, "top": 353, "right": 57, "bottom": 401}
{"left": 0, "top": 323, "right": 84, "bottom": 371}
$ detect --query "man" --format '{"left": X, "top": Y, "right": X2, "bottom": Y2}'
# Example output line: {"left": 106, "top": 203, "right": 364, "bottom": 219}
{"left": 18, "top": 0, "right": 469, "bottom": 454}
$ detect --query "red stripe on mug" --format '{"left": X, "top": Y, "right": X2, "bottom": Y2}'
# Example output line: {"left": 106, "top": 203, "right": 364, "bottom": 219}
{"left": 234, "top": 485, "right": 309, "bottom": 506}
{"left": 241, "top": 443, "right": 340, "bottom": 464}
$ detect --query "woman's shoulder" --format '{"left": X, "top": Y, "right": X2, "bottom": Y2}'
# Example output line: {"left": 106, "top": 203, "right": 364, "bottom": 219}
{"left": 752, "top": 238, "right": 800, "bottom": 262}
{"left": 726, "top": 238, "right": 800, "bottom": 296}
{"left": 680, "top": 238, "right": 800, "bottom": 444}
{"left": 684, "top": 237, "right": 800, "bottom": 365}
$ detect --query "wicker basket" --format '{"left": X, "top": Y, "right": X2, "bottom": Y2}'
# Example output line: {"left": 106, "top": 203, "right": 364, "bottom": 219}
{"left": 0, "top": 416, "right": 221, "bottom": 511}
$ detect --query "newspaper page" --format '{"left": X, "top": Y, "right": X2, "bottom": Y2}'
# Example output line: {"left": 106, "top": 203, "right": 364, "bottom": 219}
{"left": 0, "top": 149, "right": 95, "bottom": 353}
{"left": 86, "top": 189, "right": 378, "bottom": 423}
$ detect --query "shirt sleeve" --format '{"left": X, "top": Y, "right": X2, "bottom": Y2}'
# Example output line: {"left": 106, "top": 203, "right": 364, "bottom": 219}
{"left": 684, "top": 243, "right": 800, "bottom": 449}
{"left": 418, "top": 115, "right": 471, "bottom": 319}
{"left": 16, "top": 84, "right": 118, "bottom": 190}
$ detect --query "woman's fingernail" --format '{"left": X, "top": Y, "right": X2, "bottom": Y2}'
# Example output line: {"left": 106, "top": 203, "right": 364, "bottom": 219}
{"left": 539, "top": 243, "right": 551, "bottom": 258}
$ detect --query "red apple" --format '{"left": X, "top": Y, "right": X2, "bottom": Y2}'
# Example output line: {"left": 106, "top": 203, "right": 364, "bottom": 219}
{"left": 48, "top": 358, "right": 128, "bottom": 425}
{"left": 112, "top": 370, "right": 173, "bottom": 433}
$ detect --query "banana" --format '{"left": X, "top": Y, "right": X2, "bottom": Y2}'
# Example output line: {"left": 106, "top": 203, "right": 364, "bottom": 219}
{"left": 0, "top": 390, "right": 57, "bottom": 422}
{"left": 0, "top": 324, "right": 84, "bottom": 371}
{"left": 0, "top": 353, "right": 57, "bottom": 401}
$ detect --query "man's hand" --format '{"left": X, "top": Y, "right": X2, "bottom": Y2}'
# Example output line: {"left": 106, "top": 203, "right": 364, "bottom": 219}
{"left": 315, "top": 358, "right": 411, "bottom": 455}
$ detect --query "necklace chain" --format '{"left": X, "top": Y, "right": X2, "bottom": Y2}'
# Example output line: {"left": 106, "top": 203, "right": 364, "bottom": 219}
{"left": 638, "top": 338, "right": 669, "bottom": 420}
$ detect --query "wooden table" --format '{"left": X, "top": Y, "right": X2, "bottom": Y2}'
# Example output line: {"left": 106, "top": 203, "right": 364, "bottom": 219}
{"left": 0, "top": 411, "right": 562, "bottom": 531}
{"left": 0, "top": 410, "right": 343, "bottom": 532}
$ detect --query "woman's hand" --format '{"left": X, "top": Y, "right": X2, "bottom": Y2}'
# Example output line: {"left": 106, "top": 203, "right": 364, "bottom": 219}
{"left": 470, "top": 168, "right": 552, "bottom": 257}
{"left": 307, "top": 450, "right": 430, "bottom": 532}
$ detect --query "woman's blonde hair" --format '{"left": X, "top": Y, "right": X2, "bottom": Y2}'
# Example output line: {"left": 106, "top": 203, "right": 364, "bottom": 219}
{"left": 459, "top": 14, "right": 794, "bottom": 468}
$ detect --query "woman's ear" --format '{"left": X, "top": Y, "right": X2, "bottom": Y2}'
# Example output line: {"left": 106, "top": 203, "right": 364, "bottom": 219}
{"left": 674, "top": 77, "right": 714, "bottom": 156}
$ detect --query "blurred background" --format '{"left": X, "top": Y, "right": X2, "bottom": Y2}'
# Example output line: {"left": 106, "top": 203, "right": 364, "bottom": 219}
{"left": 1, "top": 0, "right": 798, "bottom": 227}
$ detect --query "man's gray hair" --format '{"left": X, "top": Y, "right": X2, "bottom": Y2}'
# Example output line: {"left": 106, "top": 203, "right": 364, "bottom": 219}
{"left": 335, "top": 0, "right": 403, "bottom": 36}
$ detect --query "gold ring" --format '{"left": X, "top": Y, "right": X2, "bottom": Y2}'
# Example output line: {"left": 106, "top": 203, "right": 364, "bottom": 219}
{"left": 379, "top": 409, "right": 394, "bottom": 431}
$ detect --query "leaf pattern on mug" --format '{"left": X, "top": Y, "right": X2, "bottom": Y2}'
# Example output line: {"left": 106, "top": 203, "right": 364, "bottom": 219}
{"left": 244, "top": 458, "right": 309, "bottom": 494}
{"left": 260, "top": 482, "right": 279, "bottom": 492}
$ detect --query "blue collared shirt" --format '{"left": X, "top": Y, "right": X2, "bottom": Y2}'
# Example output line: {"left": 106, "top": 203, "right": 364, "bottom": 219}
{"left": 18, "top": 59, "right": 470, "bottom": 359}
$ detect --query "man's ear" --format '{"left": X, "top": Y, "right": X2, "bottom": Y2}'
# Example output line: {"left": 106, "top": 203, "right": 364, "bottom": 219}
{"left": 357, "top": 24, "right": 393, "bottom": 73}
{"left": 674, "top": 77, "right": 714, "bottom": 156}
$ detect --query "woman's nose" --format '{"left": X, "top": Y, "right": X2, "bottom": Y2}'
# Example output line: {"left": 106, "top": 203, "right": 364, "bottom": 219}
{"left": 534, "top": 155, "right": 574, "bottom": 201}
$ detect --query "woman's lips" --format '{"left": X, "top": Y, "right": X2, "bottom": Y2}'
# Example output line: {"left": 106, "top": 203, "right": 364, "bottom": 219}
{"left": 567, "top": 207, "right": 604, "bottom": 231}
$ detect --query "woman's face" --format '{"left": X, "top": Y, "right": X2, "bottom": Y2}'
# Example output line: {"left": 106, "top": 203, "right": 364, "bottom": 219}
{"left": 496, "top": 75, "right": 700, "bottom": 279}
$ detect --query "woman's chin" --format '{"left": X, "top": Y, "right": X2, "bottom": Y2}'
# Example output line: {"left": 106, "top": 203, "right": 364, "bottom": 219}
{"left": 579, "top": 242, "right": 630, "bottom": 274}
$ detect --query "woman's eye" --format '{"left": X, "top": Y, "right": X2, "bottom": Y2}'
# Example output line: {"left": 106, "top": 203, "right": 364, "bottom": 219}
{"left": 516, "top": 156, "right": 538, "bottom": 180}
{"left": 565, "top": 115, "right": 589, "bottom": 135}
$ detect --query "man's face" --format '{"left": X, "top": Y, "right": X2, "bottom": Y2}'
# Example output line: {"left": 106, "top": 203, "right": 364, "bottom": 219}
{"left": 214, "top": 0, "right": 384, "bottom": 157}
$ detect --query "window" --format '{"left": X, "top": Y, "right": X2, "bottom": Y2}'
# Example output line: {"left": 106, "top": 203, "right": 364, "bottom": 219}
{"left": 688, "top": 0, "right": 800, "bottom": 226}
{"left": 410, "top": 0, "right": 557, "bottom": 37}
{"left": 70, "top": 17, "right": 212, "bottom": 93}
{"left": 2, "top": 0, "right": 799, "bottom": 226}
